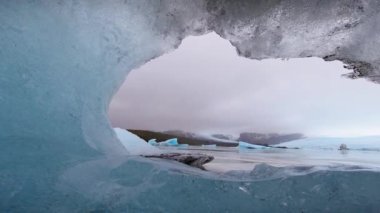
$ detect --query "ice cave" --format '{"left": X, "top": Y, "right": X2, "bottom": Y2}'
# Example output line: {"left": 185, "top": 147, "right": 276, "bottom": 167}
{"left": 1, "top": 0, "right": 380, "bottom": 212}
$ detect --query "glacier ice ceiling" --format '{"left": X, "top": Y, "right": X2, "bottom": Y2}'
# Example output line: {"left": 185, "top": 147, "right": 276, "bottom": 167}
{"left": 1, "top": 0, "right": 380, "bottom": 212}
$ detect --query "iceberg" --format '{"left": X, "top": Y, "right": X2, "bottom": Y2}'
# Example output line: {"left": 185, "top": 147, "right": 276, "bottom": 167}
{"left": 159, "top": 138, "right": 179, "bottom": 146}
{"left": 157, "top": 138, "right": 189, "bottom": 148}
{"left": 148, "top": 139, "right": 159, "bottom": 146}
{"left": 113, "top": 128, "right": 159, "bottom": 155}
{"left": 1, "top": 0, "right": 380, "bottom": 211}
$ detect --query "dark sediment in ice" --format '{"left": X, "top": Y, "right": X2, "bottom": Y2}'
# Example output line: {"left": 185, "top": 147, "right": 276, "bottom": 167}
{"left": 144, "top": 153, "right": 214, "bottom": 170}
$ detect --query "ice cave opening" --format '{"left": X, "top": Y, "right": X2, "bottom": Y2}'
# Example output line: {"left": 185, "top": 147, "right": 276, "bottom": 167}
{"left": 109, "top": 32, "right": 380, "bottom": 146}
{"left": 3, "top": 1, "right": 380, "bottom": 211}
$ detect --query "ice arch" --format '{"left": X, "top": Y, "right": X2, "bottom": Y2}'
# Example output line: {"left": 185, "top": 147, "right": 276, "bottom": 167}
{"left": 1, "top": 0, "right": 380, "bottom": 211}
{"left": 2, "top": 0, "right": 380, "bottom": 158}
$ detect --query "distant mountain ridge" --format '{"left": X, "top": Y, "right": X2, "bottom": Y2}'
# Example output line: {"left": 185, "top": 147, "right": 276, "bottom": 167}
{"left": 128, "top": 129, "right": 237, "bottom": 147}
{"left": 238, "top": 132, "right": 305, "bottom": 146}
{"left": 128, "top": 129, "right": 304, "bottom": 146}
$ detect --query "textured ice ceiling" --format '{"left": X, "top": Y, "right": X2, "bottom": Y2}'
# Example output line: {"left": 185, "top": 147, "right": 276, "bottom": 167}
{"left": 1, "top": 0, "right": 380, "bottom": 211}
{"left": 206, "top": 0, "right": 380, "bottom": 82}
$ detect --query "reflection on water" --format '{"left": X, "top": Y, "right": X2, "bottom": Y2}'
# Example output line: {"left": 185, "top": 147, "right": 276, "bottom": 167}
{"left": 157, "top": 146, "right": 380, "bottom": 173}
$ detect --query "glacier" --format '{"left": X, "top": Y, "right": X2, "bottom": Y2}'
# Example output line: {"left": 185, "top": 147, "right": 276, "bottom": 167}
{"left": 1, "top": 0, "right": 380, "bottom": 212}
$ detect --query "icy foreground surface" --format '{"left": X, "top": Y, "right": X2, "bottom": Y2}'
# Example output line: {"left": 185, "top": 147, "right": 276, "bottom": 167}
{"left": 1, "top": 0, "right": 380, "bottom": 211}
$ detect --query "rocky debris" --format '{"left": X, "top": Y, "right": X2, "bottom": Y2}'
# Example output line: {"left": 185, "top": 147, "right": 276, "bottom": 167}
{"left": 339, "top": 144, "right": 349, "bottom": 150}
{"left": 144, "top": 153, "right": 214, "bottom": 170}
{"left": 270, "top": 146, "right": 300, "bottom": 150}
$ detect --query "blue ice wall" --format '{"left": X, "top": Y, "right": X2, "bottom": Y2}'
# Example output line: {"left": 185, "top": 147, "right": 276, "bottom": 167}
{"left": 0, "top": 0, "right": 209, "bottom": 210}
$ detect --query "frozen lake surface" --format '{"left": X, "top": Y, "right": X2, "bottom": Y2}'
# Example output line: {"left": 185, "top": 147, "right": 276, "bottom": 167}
{"left": 157, "top": 146, "right": 380, "bottom": 173}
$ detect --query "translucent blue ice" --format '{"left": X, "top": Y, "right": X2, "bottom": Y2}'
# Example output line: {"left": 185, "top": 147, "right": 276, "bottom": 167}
{"left": 114, "top": 128, "right": 159, "bottom": 155}
{"left": 1, "top": 0, "right": 380, "bottom": 212}
{"left": 148, "top": 139, "right": 159, "bottom": 146}
{"left": 159, "top": 138, "right": 179, "bottom": 146}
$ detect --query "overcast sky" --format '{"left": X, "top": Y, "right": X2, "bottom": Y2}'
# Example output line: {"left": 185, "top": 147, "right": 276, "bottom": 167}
{"left": 109, "top": 32, "right": 380, "bottom": 137}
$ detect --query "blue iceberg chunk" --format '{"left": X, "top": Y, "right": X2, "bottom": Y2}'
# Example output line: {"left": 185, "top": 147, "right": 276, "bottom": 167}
{"left": 148, "top": 139, "right": 159, "bottom": 146}
{"left": 159, "top": 138, "right": 179, "bottom": 146}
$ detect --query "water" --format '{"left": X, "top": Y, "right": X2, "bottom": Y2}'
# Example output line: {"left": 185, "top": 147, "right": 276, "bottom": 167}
{"left": 157, "top": 146, "right": 380, "bottom": 173}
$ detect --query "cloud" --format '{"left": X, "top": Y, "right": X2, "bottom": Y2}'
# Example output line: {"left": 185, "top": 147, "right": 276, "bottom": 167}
{"left": 109, "top": 33, "right": 380, "bottom": 137}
